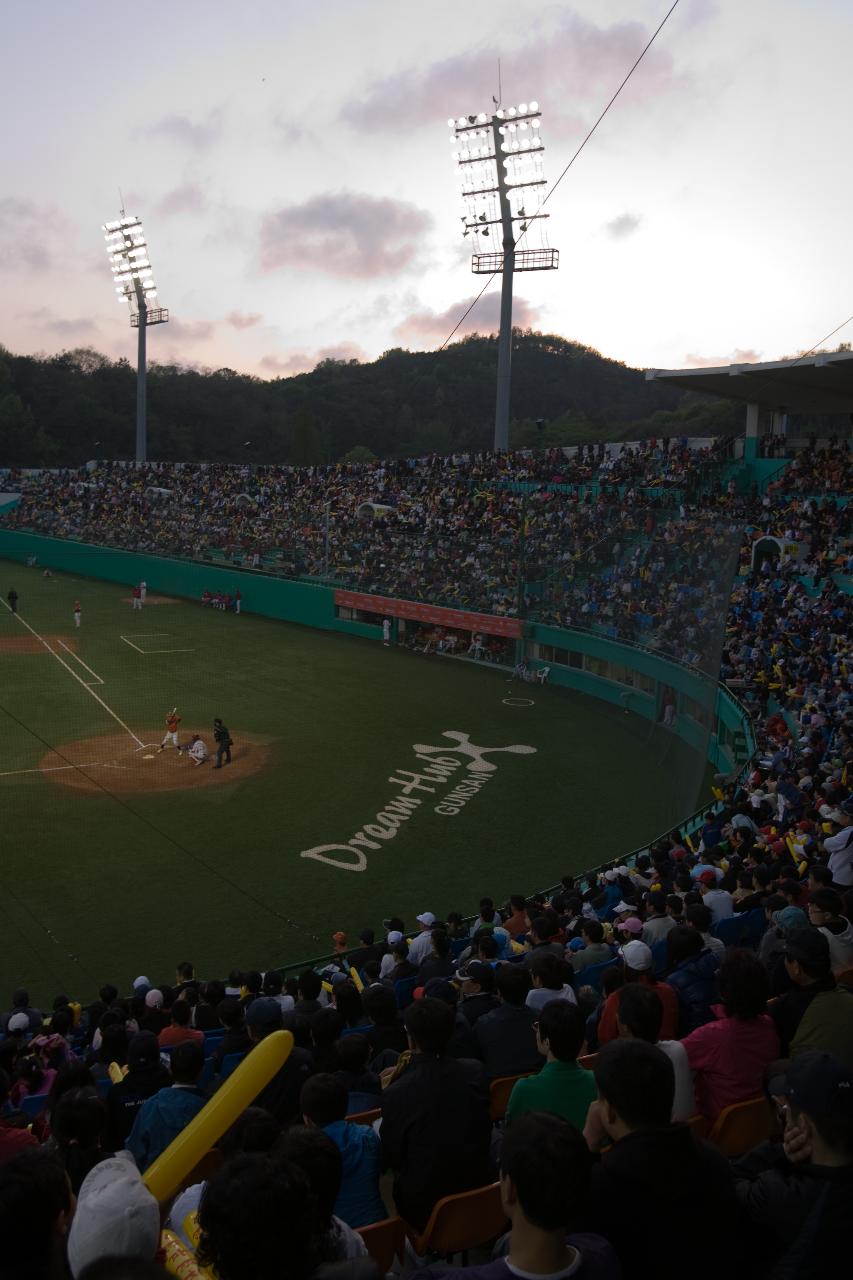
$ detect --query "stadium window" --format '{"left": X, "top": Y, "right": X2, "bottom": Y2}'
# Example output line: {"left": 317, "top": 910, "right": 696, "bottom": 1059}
{"left": 569, "top": 651, "right": 583, "bottom": 669}
{"left": 636, "top": 672, "right": 655, "bottom": 694}
{"left": 553, "top": 647, "right": 569, "bottom": 665}
{"left": 336, "top": 606, "right": 354, "bottom": 620}
{"left": 584, "top": 655, "right": 611, "bottom": 680}
{"left": 535, "top": 643, "right": 555, "bottom": 662}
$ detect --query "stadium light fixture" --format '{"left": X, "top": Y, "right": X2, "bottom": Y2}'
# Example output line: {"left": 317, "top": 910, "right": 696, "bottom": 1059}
{"left": 447, "top": 102, "right": 558, "bottom": 451}
{"left": 102, "top": 212, "right": 169, "bottom": 463}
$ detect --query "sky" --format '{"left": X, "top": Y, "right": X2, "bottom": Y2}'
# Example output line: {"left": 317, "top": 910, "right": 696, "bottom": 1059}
{"left": 2, "top": 0, "right": 852, "bottom": 380}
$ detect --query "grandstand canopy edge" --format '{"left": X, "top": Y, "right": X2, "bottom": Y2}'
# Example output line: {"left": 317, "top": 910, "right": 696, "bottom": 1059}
{"left": 646, "top": 350, "right": 853, "bottom": 458}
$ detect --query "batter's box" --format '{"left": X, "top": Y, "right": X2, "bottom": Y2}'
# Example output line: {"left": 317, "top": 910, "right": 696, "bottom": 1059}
{"left": 120, "top": 632, "right": 195, "bottom": 655}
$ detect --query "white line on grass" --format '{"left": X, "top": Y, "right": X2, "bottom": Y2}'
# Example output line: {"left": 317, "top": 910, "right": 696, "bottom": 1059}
{"left": 2, "top": 603, "right": 145, "bottom": 748}
{"left": 119, "top": 635, "right": 147, "bottom": 654}
{"left": 56, "top": 639, "right": 104, "bottom": 686}
{"left": 143, "top": 648, "right": 195, "bottom": 654}
{"left": 0, "top": 762, "right": 131, "bottom": 779}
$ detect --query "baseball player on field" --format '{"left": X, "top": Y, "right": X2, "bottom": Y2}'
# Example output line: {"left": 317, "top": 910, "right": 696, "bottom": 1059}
{"left": 158, "top": 709, "right": 182, "bottom": 753}
{"left": 73, "top": 600, "right": 81, "bottom": 628}
{"left": 186, "top": 734, "right": 209, "bottom": 766}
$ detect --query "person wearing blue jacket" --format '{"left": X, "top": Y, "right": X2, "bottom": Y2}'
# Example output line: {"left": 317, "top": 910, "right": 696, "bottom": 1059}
{"left": 126, "top": 1041, "right": 208, "bottom": 1172}
{"left": 665, "top": 926, "right": 721, "bottom": 1036}
{"left": 301, "top": 1073, "right": 386, "bottom": 1228}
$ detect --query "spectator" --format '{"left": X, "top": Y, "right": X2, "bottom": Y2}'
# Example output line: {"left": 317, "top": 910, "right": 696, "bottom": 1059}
{"left": 665, "top": 925, "right": 721, "bottom": 1036}
{"left": 347, "top": 929, "right": 385, "bottom": 974}
{"left": 504, "top": 895, "right": 531, "bottom": 940}
{"left": 381, "top": 997, "right": 492, "bottom": 1229}
{"left": 297, "top": 970, "right": 325, "bottom": 1017}
{"left": 277, "top": 1126, "right": 368, "bottom": 1262}
{"left": 407, "top": 912, "right": 438, "bottom": 966}
{"left": 0, "top": 1068, "right": 38, "bottom": 1164}
{"left": 807, "top": 888, "right": 853, "bottom": 973}
{"left": 421, "top": 1112, "right": 620, "bottom": 1280}
{"left": 0, "top": 988, "right": 43, "bottom": 1035}
{"left": 125, "top": 1041, "right": 207, "bottom": 1172}
{"left": 332, "top": 1035, "right": 382, "bottom": 1115}
{"left": 525, "top": 952, "right": 577, "bottom": 1012}
{"left": 822, "top": 809, "right": 853, "bottom": 888}
{"left": 245, "top": 997, "right": 315, "bottom": 1126}
{"left": 419, "top": 979, "right": 479, "bottom": 1060}
{"left": 697, "top": 870, "right": 735, "bottom": 924}
{"left": 733, "top": 1052, "right": 853, "bottom": 1277}
{"left": 640, "top": 893, "right": 677, "bottom": 946}
{"left": 197, "top": 1154, "right": 318, "bottom": 1280}
{"left": 360, "top": 984, "right": 407, "bottom": 1059}
{"left": 475, "top": 966, "right": 541, "bottom": 1080}
{"left": 506, "top": 1001, "right": 594, "bottom": 1129}
{"left": 0, "top": 1148, "right": 75, "bottom": 1280}
{"left": 67, "top": 1151, "right": 161, "bottom": 1279}
{"left": 685, "top": 902, "right": 725, "bottom": 958}
{"left": 300, "top": 1073, "right": 386, "bottom": 1228}
{"left": 614, "top": 985, "right": 695, "bottom": 1120}
{"left": 104, "top": 1032, "right": 171, "bottom": 1151}
{"left": 416, "top": 930, "right": 455, "bottom": 985}
{"left": 771, "top": 929, "right": 853, "bottom": 1066}
{"left": 457, "top": 960, "right": 500, "bottom": 1026}
{"left": 585, "top": 1040, "right": 737, "bottom": 1279}
{"left": 191, "top": 980, "right": 226, "bottom": 1032}
{"left": 596, "top": 940, "right": 678, "bottom": 1044}
{"left": 212, "top": 998, "right": 252, "bottom": 1068}
{"left": 682, "top": 950, "right": 780, "bottom": 1120}
{"left": 261, "top": 970, "right": 295, "bottom": 1015}
{"left": 53, "top": 1086, "right": 109, "bottom": 1194}
{"left": 568, "top": 922, "right": 613, "bottom": 974}
{"left": 157, "top": 1000, "right": 204, "bottom": 1049}
{"left": 139, "top": 990, "right": 167, "bottom": 1037}
{"left": 524, "top": 916, "right": 565, "bottom": 966}
{"left": 173, "top": 961, "right": 199, "bottom": 998}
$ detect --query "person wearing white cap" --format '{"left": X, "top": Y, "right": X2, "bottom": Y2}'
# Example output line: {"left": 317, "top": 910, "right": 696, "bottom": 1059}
{"left": 67, "top": 1150, "right": 161, "bottom": 1278}
{"left": 821, "top": 807, "right": 853, "bottom": 888}
{"left": 407, "top": 912, "right": 437, "bottom": 966}
{"left": 596, "top": 940, "right": 679, "bottom": 1046}
{"left": 379, "top": 930, "right": 404, "bottom": 980}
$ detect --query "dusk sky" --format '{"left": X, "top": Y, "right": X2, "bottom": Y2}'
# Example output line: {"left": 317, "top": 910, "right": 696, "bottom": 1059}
{"left": 2, "top": 1, "right": 851, "bottom": 380}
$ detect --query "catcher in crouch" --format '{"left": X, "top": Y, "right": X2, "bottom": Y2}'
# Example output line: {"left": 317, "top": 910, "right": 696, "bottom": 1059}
{"left": 158, "top": 708, "right": 182, "bottom": 753}
{"left": 186, "top": 734, "right": 209, "bottom": 766}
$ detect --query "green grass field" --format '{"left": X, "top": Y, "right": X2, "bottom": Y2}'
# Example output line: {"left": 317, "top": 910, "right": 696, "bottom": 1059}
{"left": 0, "top": 561, "right": 710, "bottom": 1005}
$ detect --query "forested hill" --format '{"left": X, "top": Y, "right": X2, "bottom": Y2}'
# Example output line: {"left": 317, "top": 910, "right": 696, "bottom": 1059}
{"left": 0, "top": 331, "right": 742, "bottom": 467}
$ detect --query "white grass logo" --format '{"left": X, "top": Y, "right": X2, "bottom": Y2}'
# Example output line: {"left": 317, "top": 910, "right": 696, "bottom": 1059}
{"left": 301, "top": 730, "right": 537, "bottom": 872}
{"left": 413, "top": 731, "right": 537, "bottom": 774}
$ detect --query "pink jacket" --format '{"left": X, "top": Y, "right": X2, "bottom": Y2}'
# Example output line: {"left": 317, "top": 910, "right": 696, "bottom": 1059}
{"left": 682, "top": 1005, "right": 780, "bottom": 1120}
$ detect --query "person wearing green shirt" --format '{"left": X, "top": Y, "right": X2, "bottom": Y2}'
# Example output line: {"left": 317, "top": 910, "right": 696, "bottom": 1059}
{"left": 506, "top": 1000, "right": 597, "bottom": 1129}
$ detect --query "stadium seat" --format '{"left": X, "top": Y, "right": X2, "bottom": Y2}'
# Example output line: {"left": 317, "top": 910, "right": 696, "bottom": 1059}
{"left": 450, "top": 937, "right": 470, "bottom": 960}
{"left": 199, "top": 1058, "right": 216, "bottom": 1090}
{"left": 346, "top": 1106, "right": 382, "bottom": 1126}
{"left": 357, "top": 1217, "right": 406, "bottom": 1273}
{"left": 96, "top": 1077, "right": 111, "bottom": 1098}
{"left": 394, "top": 977, "right": 418, "bottom": 1010}
{"left": 651, "top": 940, "right": 669, "bottom": 975}
{"left": 489, "top": 1072, "right": 536, "bottom": 1121}
{"left": 19, "top": 1093, "right": 49, "bottom": 1119}
{"left": 406, "top": 1182, "right": 508, "bottom": 1260}
{"left": 572, "top": 957, "right": 618, "bottom": 993}
{"left": 218, "top": 1052, "right": 246, "bottom": 1079}
{"left": 686, "top": 1113, "right": 709, "bottom": 1139}
{"left": 340, "top": 1024, "right": 373, "bottom": 1039}
{"left": 707, "top": 1097, "right": 771, "bottom": 1156}
{"left": 711, "top": 915, "right": 750, "bottom": 948}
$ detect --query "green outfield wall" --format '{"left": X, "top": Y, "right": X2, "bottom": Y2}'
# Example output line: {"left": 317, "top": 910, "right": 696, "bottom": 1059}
{"left": 0, "top": 528, "right": 752, "bottom": 781}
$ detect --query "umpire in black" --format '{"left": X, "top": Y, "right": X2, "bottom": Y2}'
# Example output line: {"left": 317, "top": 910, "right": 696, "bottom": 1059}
{"left": 213, "top": 718, "right": 233, "bottom": 769}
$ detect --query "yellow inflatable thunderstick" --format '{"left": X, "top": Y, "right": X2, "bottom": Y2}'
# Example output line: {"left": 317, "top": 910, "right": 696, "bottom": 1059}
{"left": 143, "top": 1029, "right": 293, "bottom": 1204}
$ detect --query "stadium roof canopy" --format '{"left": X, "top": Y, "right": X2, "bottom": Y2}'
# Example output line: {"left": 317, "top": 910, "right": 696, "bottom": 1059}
{"left": 645, "top": 349, "right": 853, "bottom": 414}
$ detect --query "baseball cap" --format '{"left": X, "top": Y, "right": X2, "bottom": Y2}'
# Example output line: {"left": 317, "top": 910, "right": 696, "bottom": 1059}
{"left": 618, "top": 917, "right": 644, "bottom": 936}
{"left": 245, "top": 996, "right": 284, "bottom": 1033}
{"left": 7, "top": 1012, "right": 29, "bottom": 1034}
{"left": 603, "top": 870, "right": 619, "bottom": 882}
{"left": 422, "top": 978, "right": 458, "bottom": 1005}
{"left": 457, "top": 960, "right": 493, "bottom": 985}
{"left": 613, "top": 900, "right": 635, "bottom": 915}
{"left": 616, "top": 866, "right": 630, "bottom": 877}
{"left": 416, "top": 911, "right": 436, "bottom": 926}
{"left": 144, "top": 989, "right": 163, "bottom": 1009}
{"left": 620, "top": 940, "right": 653, "bottom": 972}
{"left": 386, "top": 930, "right": 403, "bottom": 945}
{"left": 769, "top": 1051, "right": 853, "bottom": 1120}
{"left": 698, "top": 870, "right": 717, "bottom": 886}
{"left": 67, "top": 1150, "right": 160, "bottom": 1279}
{"left": 783, "top": 928, "right": 831, "bottom": 971}
{"left": 776, "top": 906, "right": 808, "bottom": 931}
{"left": 127, "top": 1031, "right": 160, "bottom": 1070}
{"left": 132, "top": 976, "right": 151, "bottom": 992}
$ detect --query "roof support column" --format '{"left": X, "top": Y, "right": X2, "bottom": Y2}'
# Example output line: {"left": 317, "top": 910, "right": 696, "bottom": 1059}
{"left": 744, "top": 401, "right": 760, "bottom": 462}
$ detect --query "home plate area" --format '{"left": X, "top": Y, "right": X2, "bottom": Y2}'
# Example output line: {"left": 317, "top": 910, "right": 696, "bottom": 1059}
{"left": 37, "top": 731, "right": 272, "bottom": 794}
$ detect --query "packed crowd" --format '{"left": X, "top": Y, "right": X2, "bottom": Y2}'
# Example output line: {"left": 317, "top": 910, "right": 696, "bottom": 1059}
{"left": 2, "top": 700, "right": 853, "bottom": 1278}
{"left": 1, "top": 441, "right": 718, "bottom": 616}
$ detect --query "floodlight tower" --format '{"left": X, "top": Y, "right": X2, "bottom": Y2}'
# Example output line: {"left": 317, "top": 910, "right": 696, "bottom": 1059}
{"left": 102, "top": 213, "right": 169, "bottom": 463}
{"left": 448, "top": 102, "right": 558, "bottom": 451}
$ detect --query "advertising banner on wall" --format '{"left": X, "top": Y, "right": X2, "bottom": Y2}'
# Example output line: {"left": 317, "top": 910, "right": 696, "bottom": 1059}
{"left": 334, "top": 589, "right": 523, "bottom": 638}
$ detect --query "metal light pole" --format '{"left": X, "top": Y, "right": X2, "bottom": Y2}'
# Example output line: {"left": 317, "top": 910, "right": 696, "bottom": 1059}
{"left": 102, "top": 213, "right": 169, "bottom": 463}
{"left": 448, "top": 103, "right": 558, "bottom": 452}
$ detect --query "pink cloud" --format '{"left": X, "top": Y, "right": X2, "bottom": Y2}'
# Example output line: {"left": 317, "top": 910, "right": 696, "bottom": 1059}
{"left": 0, "top": 199, "right": 66, "bottom": 271}
{"left": 342, "top": 12, "right": 681, "bottom": 138}
{"left": 259, "top": 342, "right": 366, "bottom": 378}
{"left": 157, "top": 183, "right": 208, "bottom": 217}
{"left": 393, "top": 292, "right": 541, "bottom": 344}
{"left": 166, "top": 318, "right": 217, "bottom": 342}
{"left": 22, "top": 307, "right": 100, "bottom": 338}
{"left": 225, "top": 310, "right": 263, "bottom": 330}
{"left": 145, "top": 109, "right": 223, "bottom": 150}
{"left": 258, "top": 192, "right": 432, "bottom": 279}
{"left": 684, "top": 348, "right": 762, "bottom": 368}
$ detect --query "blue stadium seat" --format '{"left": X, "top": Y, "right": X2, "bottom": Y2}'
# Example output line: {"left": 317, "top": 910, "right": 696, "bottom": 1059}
{"left": 219, "top": 1052, "right": 246, "bottom": 1079}
{"left": 96, "top": 1077, "right": 111, "bottom": 1098}
{"left": 572, "top": 957, "right": 618, "bottom": 994}
{"left": 651, "top": 940, "right": 669, "bottom": 976}
{"left": 450, "top": 938, "right": 469, "bottom": 960}
{"left": 340, "top": 1024, "right": 372, "bottom": 1039}
{"left": 20, "top": 1093, "right": 49, "bottom": 1118}
{"left": 712, "top": 915, "right": 751, "bottom": 948}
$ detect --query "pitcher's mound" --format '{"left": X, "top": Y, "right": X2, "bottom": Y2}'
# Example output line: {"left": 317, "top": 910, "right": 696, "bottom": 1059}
{"left": 39, "top": 731, "right": 271, "bottom": 794}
